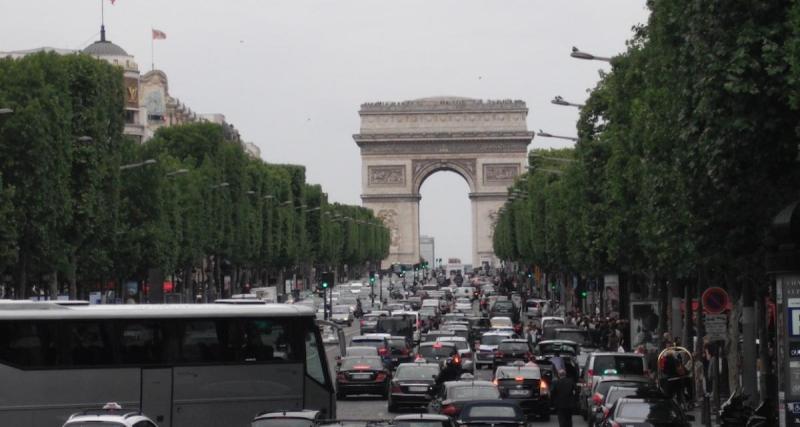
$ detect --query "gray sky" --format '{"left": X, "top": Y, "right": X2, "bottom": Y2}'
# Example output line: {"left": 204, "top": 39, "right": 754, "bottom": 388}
{"left": 1, "top": 0, "right": 649, "bottom": 264}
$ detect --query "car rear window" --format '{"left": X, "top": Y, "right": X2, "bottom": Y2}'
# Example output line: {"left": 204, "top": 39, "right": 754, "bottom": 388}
{"left": 464, "top": 405, "right": 518, "bottom": 418}
{"left": 496, "top": 367, "right": 540, "bottom": 379}
{"left": 419, "top": 345, "right": 456, "bottom": 358}
{"left": 593, "top": 356, "right": 645, "bottom": 376}
{"left": 481, "top": 335, "right": 512, "bottom": 346}
{"left": 555, "top": 330, "right": 590, "bottom": 346}
{"left": 341, "top": 357, "right": 383, "bottom": 370}
{"left": 394, "top": 421, "right": 449, "bottom": 427}
{"left": 498, "top": 342, "right": 529, "bottom": 352}
{"left": 395, "top": 365, "right": 440, "bottom": 380}
{"left": 350, "top": 339, "right": 384, "bottom": 349}
{"left": 596, "top": 381, "right": 648, "bottom": 396}
{"left": 252, "top": 419, "right": 316, "bottom": 427}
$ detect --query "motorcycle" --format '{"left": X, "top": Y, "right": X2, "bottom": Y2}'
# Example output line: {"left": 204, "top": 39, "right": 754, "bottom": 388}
{"left": 745, "top": 399, "right": 775, "bottom": 427}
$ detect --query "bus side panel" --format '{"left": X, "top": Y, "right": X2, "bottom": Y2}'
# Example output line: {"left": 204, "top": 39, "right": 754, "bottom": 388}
{"left": 172, "top": 364, "right": 304, "bottom": 427}
{"left": 0, "top": 365, "right": 141, "bottom": 426}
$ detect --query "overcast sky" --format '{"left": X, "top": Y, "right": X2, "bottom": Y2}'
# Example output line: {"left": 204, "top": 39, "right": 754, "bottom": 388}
{"left": 1, "top": 0, "right": 649, "bottom": 264}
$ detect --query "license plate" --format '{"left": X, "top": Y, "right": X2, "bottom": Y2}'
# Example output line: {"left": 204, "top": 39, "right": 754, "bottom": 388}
{"left": 409, "top": 386, "right": 428, "bottom": 392}
{"left": 509, "top": 389, "right": 530, "bottom": 397}
{"left": 392, "top": 358, "right": 399, "bottom": 362}
{"left": 352, "top": 373, "right": 371, "bottom": 380}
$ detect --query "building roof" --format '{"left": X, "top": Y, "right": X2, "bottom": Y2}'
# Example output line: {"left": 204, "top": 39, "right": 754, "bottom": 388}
{"left": 83, "top": 40, "right": 129, "bottom": 57}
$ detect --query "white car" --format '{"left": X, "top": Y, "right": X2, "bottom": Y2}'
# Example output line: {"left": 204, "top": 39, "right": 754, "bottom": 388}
{"left": 475, "top": 330, "right": 515, "bottom": 369}
{"left": 436, "top": 335, "right": 475, "bottom": 371}
{"left": 454, "top": 298, "right": 472, "bottom": 313}
{"left": 64, "top": 402, "right": 158, "bottom": 427}
{"left": 349, "top": 282, "right": 364, "bottom": 294}
{"left": 490, "top": 316, "right": 513, "bottom": 329}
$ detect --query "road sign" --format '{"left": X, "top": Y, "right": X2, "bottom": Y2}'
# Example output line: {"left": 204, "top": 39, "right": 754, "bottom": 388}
{"left": 702, "top": 287, "right": 730, "bottom": 314}
{"left": 704, "top": 313, "right": 728, "bottom": 341}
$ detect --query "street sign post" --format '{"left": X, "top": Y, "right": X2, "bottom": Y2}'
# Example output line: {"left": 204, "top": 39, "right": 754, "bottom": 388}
{"left": 704, "top": 314, "right": 728, "bottom": 341}
{"left": 702, "top": 287, "right": 730, "bottom": 314}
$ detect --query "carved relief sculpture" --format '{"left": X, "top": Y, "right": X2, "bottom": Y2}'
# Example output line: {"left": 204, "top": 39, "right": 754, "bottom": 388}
{"left": 368, "top": 166, "right": 405, "bottom": 186}
{"left": 376, "top": 209, "right": 401, "bottom": 248}
{"left": 483, "top": 164, "right": 520, "bottom": 183}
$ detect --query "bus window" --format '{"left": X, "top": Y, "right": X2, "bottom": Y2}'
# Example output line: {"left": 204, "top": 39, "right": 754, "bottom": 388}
{"left": 0, "top": 321, "right": 57, "bottom": 367}
{"left": 305, "top": 329, "right": 325, "bottom": 384}
{"left": 181, "top": 319, "right": 222, "bottom": 363}
{"left": 118, "top": 320, "right": 165, "bottom": 364}
{"left": 67, "top": 321, "right": 113, "bottom": 366}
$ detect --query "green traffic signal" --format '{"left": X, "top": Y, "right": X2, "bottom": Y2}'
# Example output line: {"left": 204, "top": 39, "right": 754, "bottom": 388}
{"left": 322, "top": 282, "right": 328, "bottom": 289}
{"left": 580, "top": 291, "right": 587, "bottom": 298}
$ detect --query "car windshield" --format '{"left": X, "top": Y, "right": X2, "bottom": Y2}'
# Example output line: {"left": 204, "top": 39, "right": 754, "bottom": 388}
{"left": 419, "top": 345, "right": 455, "bottom": 358}
{"left": 496, "top": 367, "right": 540, "bottom": 379}
{"left": 388, "top": 339, "right": 407, "bottom": 349}
{"left": 395, "top": 365, "right": 440, "bottom": 380}
{"left": 555, "top": 330, "right": 591, "bottom": 346}
{"left": 333, "top": 306, "right": 349, "bottom": 314}
{"left": 481, "top": 335, "right": 511, "bottom": 346}
{"left": 498, "top": 342, "right": 529, "bottom": 352}
{"left": 593, "top": 356, "right": 645, "bottom": 376}
{"left": 449, "top": 386, "right": 499, "bottom": 400}
{"left": 350, "top": 339, "right": 383, "bottom": 349}
{"left": 617, "top": 401, "right": 680, "bottom": 421}
{"left": 537, "top": 342, "right": 577, "bottom": 355}
{"left": 252, "top": 419, "right": 316, "bottom": 427}
{"left": 463, "top": 405, "right": 517, "bottom": 418}
{"left": 341, "top": 357, "right": 383, "bottom": 370}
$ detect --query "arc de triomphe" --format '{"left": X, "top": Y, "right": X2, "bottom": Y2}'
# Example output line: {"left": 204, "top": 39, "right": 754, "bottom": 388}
{"left": 354, "top": 97, "right": 534, "bottom": 268}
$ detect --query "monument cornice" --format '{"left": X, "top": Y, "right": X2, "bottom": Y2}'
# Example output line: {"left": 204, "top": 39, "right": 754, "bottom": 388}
{"left": 469, "top": 192, "right": 511, "bottom": 201}
{"left": 359, "top": 98, "right": 528, "bottom": 114}
{"left": 361, "top": 194, "right": 422, "bottom": 202}
{"left": 356, "top": 138, "right": 531, "bottom": 155}
{"left": 354, "top": 131, "right": 535, "bottom": 143}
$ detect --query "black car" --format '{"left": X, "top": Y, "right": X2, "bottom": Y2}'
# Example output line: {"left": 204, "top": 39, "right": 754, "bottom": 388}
{"left": 394, "top": 414, "right": 455, "bottom": 427}
{"left": 587, "top": 376, "right": 654, "bottom": 426}
{"left": 360, "top": 313, "right": 384, "bottom": 334}
{"left": 407, "top": 297, "right": 423, "bottom": 311}
{"left": 490, "top": 300, "right": 519, "bottom": 324}
{"left": 600, "top": 397, "right": 693, "bottom": 427}
{"left": 493, "top": 363, "right": 550, "bottom": 420}
{"left": 494, "top": 339, "right": 533, "bottom": 366}
{"left": 454, "top": 400, "right": 526, "bottom": 427}
{"left": 336, "top": 356, "right": 391, "bottom": 399}
{"left": 592, "top": 385, "right": 663, "bottom": 427}
{"left": 250, "top": 410, "right": 322, "bottom": 427}
{"left": 388, "top": 362, "right": 441, "bottom": 411}
{"left": 387, "top": 335, "right": 414, "bottom": 368}
{"left": 416, "top": 341, "right": 459, "bottom": 368}
{"left": 465, "top": 316, "right": 491, "bottom": 342}
{"left": 533, "top": 340, "right": 581, "bottom": 385}
{"left": 428, "top": 380, "right": 501, "bottom": 417}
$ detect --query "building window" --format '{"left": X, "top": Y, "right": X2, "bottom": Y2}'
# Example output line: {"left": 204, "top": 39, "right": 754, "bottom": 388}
{"left": 125, "top": 110, "right": 136, "bottom": 124}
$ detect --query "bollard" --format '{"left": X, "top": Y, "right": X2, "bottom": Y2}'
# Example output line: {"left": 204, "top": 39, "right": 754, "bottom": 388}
{"left": 702, "top": 393, "right": 711, "bottom": 427}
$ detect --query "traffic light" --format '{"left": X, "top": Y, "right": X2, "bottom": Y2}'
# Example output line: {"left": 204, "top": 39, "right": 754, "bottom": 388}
{"left": 320, "top": 272, "right": 334, "bottom": 289}
{"left": 527, "top": 270, "right": 532, "bottom": 279}
{"left": 369, "top": 271, "right": 376, "bottom": 285}
{"left": 580, "top": 290, "right": 588, "bottom": 298}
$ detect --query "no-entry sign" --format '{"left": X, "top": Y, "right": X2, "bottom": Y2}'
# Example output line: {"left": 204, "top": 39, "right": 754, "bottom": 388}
{"left": 702, "top": 287, "right": 730, "bottom": 314}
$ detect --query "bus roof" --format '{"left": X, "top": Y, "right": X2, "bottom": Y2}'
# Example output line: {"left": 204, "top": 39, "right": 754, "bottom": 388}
{"left": 0, "top": 302, "right": 315, "bottom": 319}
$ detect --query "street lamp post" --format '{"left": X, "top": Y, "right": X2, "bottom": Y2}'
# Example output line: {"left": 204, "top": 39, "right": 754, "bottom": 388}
{"left": 536, "top": 130, "right": 579, "bottom": 143}
{"left": 551, "top": 95, "right": 585, "bottom": 108}
{"left": 165, "top": 168, "right": 189, "bottom": 177}
{"left": 570, "top": 46, "right": 612, "bottom": 62}
{"left": 120, "top": 159, "right": 157, "bottom": 171}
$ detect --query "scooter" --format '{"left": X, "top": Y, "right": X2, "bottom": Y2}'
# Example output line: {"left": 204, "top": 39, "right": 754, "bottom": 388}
{"left": 719, "top": 393, "right": 753, "bottom": 427}
{"left": 745, "top": 399, "right": 775, "bottom": 427}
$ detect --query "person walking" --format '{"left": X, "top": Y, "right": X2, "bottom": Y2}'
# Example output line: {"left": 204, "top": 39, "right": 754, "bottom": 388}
{"left": 551, "top": 369, "right": 576, "bottom": 427}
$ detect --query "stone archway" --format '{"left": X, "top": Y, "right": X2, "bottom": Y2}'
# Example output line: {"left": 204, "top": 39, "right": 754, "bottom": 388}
{"left": 354, "top": 97, "right": 534, "bottom": 268}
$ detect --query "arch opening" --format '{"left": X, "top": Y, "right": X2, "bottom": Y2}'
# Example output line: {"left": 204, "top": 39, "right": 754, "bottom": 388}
{"left": 419, "top": 170, "right": 473, "bottom": 267}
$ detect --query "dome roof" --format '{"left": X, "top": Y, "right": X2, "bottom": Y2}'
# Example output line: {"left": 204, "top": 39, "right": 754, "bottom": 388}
{"left": 83, "top": 40, "right": 128, "bottom": 57}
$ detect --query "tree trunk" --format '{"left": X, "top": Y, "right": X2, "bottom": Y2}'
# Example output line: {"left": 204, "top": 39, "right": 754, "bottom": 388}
{"left": 69, "top": 254, "right": 78, "bottom": 300}
{"left": 15, "top": 253, "right": 28, "bottom": 299}
{"left": 49, "top": 270, "right": 58, "bottom": 299}
{"left": 670, "top": 279, "right": 683, "bottom": 345}
{"left": 727, "top": 287, "right": 741, "bottom": 396}
{"left": 740, "top": 280, "right": 757, "bottom": 405}
{"left": 682, "top": 278, "right": 692, "bottom": 349}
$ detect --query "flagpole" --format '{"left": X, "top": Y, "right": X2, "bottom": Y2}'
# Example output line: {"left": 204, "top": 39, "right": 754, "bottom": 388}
{"left": 151, "top": 29, "right": 155, "bottom": 71}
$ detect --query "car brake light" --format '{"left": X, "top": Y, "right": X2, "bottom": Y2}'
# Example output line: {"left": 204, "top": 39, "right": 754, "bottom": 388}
{"left": 353, "top": 365, "right": 371, "bottom": 370}
{"left": 401, "top": 348, "right": 409, "bottom": 355}
{"left": 515, "top": 376, "right": 524, "bottom": 382}
{"left": 453, "top": 355, "right": 461, "bottom": 364}
{"left": 441, "top": 404, "right": 458, "bottom": 416}
{"left": 587, "top": 369, "right": 594, "bottom": 378}
{"left": 378, "top": 348, "right": 388, "bottom": 356}
{"left": 375, "top": 372, "right": 387, "bottom": 382}
{"left": 492, "top": 378, "right": 498, "bottom": 385}
{"left": 391, "top": 383, "right": 401, "bottom": 393}
{"left": 592, "top": 392, "right": 603, "bottom": 406}
{"left": 337, "top": 372, "right": 347, "bottom": 381}
{"left": 495, "top": 351, "right": 504, "bottom": 358}
{"left": 433, "top": 342, "right": 443, "bottom": 348}
{"left": 539, "top": 380, "right": 549, "bottom": 395}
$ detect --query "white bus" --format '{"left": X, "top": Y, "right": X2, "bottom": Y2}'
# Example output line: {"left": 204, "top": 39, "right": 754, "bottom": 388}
{"left": 0, "top": 302, "right": 341, "bottom": 426}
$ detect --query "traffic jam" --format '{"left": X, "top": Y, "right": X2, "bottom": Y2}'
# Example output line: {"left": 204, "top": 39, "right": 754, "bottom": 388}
{"left": 317, "top": 273, "right": 698, "bottom": 427}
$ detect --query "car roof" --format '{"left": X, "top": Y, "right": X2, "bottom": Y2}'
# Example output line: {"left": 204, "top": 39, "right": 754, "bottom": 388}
{"left": 445, "top": 380, "right": 496, "bottom": 388}
{"left": 420, "top": 341, "right": 457, "bottom": 347}
{"left": 597, "top": 375, "right": 651, "bottom": 383}
{"left": 394, "top": 414, "right": 451, "bottom": 421}
{"left": 460, "top": 399, "right": 523, "bottom": 410}
{"left": 591, "top": 352, "right": 644, "bottom": 357}
{"left": 499, "top": 339, "right": 529, "bottom": 344}
{"left": 482, "top": 330, "right": 514, "bottom": 336}
{"left": 437, "top": 336, "right": 467, "bottom": 342}
{"left": 537, "top": 339, "right": 578, "bottom": 345}
{"left": 253, "top": 409, "right": 321, "bottom": 421}
{"left": 398, "top": 362, "right": 440, "bottom": 369}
